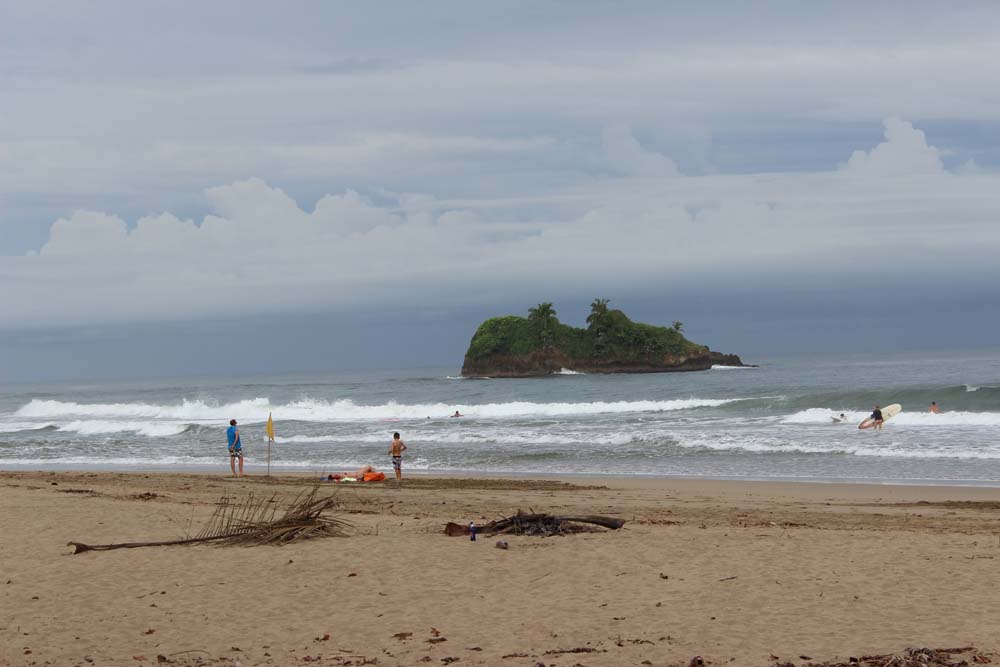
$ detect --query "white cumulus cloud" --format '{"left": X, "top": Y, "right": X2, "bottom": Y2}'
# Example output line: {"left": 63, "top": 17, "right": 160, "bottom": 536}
{"left": 3, "top": 120, "right": 999, "bottom": 330}
{"left": 842, "top": 117, "right": 944, "bottom": 175}
{"left": 602, "top": 124, "right": 680, "bottom": 177}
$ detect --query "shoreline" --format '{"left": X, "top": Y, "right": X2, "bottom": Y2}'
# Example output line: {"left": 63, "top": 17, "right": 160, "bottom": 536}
{"left": 5, "top": 463, "right": 1000, "bottom": 489}
{"left": 10, "top": 466, "right": 1000, "bottom": 503}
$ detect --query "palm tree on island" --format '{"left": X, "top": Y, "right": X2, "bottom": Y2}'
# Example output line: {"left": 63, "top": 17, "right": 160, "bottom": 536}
{"left": 586, "top": 298, "right": 612, "bottom": 352}
{"left": 527, "top": 302, "right": 558, "bottom": 349}
{"left": 586, "top": 298, "right": 610, "bottom": 329}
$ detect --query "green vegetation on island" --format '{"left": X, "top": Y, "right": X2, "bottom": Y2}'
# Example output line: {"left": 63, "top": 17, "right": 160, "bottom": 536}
{"left": 462, "top": 300, "right": 745, "bottom": 377}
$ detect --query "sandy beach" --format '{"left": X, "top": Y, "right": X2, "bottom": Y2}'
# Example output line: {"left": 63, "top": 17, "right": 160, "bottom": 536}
{"left": 2, "top": 471, "right": 1000, "bottom": 667}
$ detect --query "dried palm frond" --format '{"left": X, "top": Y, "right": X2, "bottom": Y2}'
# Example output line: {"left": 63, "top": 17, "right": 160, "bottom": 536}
{"left": 69, "top": 486, "right": 350, "bottom": 554}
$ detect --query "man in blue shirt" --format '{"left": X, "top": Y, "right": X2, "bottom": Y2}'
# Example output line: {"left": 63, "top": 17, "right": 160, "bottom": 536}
{"left": 226, "top": 419, "right": 244, "bottom": 477}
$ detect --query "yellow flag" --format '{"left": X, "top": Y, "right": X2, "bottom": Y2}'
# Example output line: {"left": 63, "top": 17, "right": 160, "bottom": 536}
{"left": 266, "top": 412, "right": 275, "bottom": 441}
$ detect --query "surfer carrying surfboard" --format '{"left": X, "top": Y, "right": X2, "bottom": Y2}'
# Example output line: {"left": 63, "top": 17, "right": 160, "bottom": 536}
{"left": 858, "top": 403, "right": 901, "bottom": 429}
{"left": 869, "top": 405, "right": 884, "bottom": 430}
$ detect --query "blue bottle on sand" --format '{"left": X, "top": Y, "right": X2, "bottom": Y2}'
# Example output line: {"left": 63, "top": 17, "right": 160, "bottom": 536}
{"left": 469, "top": 521, "right": 476, "bottom": 541}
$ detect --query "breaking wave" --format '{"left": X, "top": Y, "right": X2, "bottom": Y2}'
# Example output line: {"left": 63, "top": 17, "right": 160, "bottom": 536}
{"left": 56, "top": 420, "right": 191, "bottom": 437}
{"left": 0, "top": 422, "right": 56, "bottom": 433}
{"left": 780, "top": 408, "right": 1000, "bottom": 427}
{"left": 17, "top": 398, "right": 274, "bottom": 421}
{"left": 16, "top": 396, "right": 749, "bottom": 422}
{"left": 674, "top": 433, "right": 1000, "bottom": 459}
{"left": 275, "top": 431, "right": 638, "bottom": 446}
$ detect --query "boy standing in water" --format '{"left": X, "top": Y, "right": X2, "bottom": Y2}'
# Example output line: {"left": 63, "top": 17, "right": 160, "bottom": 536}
{"left": 227, "top": 419, "right": 244, "bottom": 477}
{"left": 388, "top": 432, "right": 407, "bottom": 481}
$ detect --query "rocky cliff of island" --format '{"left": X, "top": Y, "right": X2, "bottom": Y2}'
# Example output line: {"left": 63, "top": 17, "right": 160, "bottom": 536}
{"left": 460, "top": 301, "right": 748, "bottom": 378}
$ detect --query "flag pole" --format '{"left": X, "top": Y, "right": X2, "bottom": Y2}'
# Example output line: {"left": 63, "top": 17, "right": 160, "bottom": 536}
{"left": 266, "top": 412, "right": 275, "bottom": 478}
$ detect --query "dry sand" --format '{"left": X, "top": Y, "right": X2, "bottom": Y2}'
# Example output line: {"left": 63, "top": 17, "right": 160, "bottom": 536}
{"left": 2, "top": 471, "right": 1000, "bottom": 666}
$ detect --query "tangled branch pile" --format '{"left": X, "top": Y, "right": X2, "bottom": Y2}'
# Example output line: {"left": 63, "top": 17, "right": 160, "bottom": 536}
{"left": 446, "top": 510, "right": 624, "bottom": 537}
{"left": 69, "top": 487, "right": 350, "bottom": 554}
{"left": 775, "top": 646, "right": 990, "bottom": 667}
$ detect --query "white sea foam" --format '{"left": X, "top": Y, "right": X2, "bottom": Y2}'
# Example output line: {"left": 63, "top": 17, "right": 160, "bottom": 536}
{"left": 673, "top": 433, "right": 1000, "bottom": 459}
{"left": 17, "top": 397, "right": 272, "bottom": 421}
{"left": 964, "top": 384, "right": 998, "bottom": 393}
{"left": 779, "top": 408, "right": 869, "bottom": 424}
{"left": 555, "top": 368, "right": 585, "bottom": 375}
{"left": 16, "top": 396, "right": 746, "bottom": 422}
{"left": 780, "top": 408, "right": 1000, "bottom": 427}
{"left": 57, "top": 420, "right": 189, "bottom": 437}
{"left": 711, "top": 365, "right": 751, "bottom": 370}
{"left": 275, "top": 431, "right": 637, "bottom": 446}
{"left": 894, "top": 412, "right": 1000, "bottom": 426}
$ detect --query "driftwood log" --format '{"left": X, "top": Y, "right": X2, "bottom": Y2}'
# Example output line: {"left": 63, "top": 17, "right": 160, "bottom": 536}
{"left": 445, "top": 510, "right": 624, "bottom": 537}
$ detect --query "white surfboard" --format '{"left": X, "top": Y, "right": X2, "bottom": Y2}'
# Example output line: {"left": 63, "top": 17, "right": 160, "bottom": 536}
{"left": 858, "top": 403, "right": 902, "bottom": 429}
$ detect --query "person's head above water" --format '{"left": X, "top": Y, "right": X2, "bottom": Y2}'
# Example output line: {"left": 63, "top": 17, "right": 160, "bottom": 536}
{"left": 230, "top": 419, "right": 237, "bottom": 426}
{"left": 393, "top": 432, "right": 400, "bottom": 439}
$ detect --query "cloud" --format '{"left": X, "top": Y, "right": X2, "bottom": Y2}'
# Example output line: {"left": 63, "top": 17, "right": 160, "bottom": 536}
{"left": 4, "top": 5, "right": 1000, "bottom": 216}
{"left": 2, "top": 119, "right": 999, "bottom": 330}
{"left": 602, "top": 124, "right": 680, "bottom": 177}
{"left": 41, "top": 211, "right": 129, "bottom": 256}
{"left": 956, "top": 158, "right": 983, "bottom": 174}
{"left": 842, "top": 118, "right": 944, "bottom": 175}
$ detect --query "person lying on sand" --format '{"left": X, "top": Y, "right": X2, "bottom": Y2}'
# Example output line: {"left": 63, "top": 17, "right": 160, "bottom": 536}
{"left": 327, "top": 465, "right": 377, "bottom": 481}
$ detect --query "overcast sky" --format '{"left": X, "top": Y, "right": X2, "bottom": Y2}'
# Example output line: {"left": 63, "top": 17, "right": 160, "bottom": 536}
{"left": 2, "top": 1, "right": 1000, "bottom": 382}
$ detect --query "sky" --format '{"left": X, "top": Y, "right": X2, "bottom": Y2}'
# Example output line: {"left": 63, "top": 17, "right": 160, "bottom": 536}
{"left": 2, "top": 1, "right": 1000, "bottom": 382}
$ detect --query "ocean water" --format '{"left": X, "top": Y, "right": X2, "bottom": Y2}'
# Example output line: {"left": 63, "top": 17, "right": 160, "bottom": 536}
{"left": 3, "top": 349, "right": 1000, "bottom": 485}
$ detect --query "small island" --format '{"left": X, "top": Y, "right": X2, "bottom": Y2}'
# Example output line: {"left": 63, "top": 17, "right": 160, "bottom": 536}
{"left": 461, "top": 300, "right": 748, "bottom": 377}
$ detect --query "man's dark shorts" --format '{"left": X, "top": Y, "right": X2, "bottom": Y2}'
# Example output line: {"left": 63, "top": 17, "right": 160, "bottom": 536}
{"left": 392, "top": 455, "right": 402, "bottom": 471}
{"left": 230, "top": 448, "right": 243, "bottom": 458}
